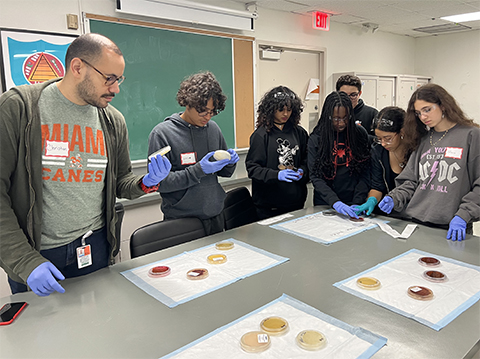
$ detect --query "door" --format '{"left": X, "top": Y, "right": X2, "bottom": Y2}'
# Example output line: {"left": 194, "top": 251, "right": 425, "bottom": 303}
{"left": 257, "top": 47, "right": 322, "bottom": 134}
{"left": 377, "top": 77, "right": 396, "bottom": 110}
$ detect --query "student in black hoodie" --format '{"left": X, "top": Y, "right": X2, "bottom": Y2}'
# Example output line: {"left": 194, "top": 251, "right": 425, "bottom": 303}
{"left": 246, "top": 86, "right": 309, "bottom": 220}
{"left": 308, "top": 91, "right": 371, "bottom": 219}
{"left": 336, "top": 74, "right": 378, "bottom": 136}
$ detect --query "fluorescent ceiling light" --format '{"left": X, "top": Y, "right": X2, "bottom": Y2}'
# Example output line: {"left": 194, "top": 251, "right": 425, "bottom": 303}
{"left": 441, "top": 11, "right": 480, "bottom": 23}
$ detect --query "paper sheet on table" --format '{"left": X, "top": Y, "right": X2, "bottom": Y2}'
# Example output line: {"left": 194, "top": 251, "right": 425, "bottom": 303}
{"left": 161, "top": 294, "right": 387, "bottom": 359}
{"left": 121, "top": 239, "right": 288, "bottom": 308}
{"left": 257, "top": 213, "right": 294, "bottom": 225}
{"left": 371, "top": 219, "right": 417, "bottom": 239}
{"left": 334, "top": 249, "right": 480, "bottom": 330}
{"left": 270, "top": 211, "right": 379, "bottom": 244}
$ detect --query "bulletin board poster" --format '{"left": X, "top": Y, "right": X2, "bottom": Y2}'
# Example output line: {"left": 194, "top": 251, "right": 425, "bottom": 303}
{"left": 0, "top": 29, "right": 77, "bottom": 92}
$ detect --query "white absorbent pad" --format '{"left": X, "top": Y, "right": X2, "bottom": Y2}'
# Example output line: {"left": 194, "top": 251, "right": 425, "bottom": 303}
{"left": 121, "top": 239, "right": 289, "bottom": 308}
{"left": 334, "top": 248, "right": 480, "bottom": 330}
{"left": 161, "top": 294, "right": 387, "bottom": 359}
{"left": 271, "top": 210, "right": 379, "bottom": 245}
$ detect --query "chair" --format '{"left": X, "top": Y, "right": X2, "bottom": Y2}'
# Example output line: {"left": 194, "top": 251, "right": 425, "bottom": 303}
{"left": 223, "top": 186, "right": 258, "bottom": 230}
{"left": 114, "top": 202, "right": 125, "bottom": 242}
{"left": 129, "top": 217, "right": 206, "bottom": 258}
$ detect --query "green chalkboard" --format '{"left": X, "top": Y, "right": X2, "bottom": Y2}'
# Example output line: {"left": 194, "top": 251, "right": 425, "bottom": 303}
{"left": 89, "top": 19, "right": 235, "bottom": 161}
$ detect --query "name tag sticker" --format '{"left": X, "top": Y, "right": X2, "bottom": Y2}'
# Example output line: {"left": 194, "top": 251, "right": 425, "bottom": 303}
{"left": 45, "top": 140, "right": 70, "bottom": 157}
{"left": 445, "top": 147, "right": 463, "bottom": 159}
{"left": 181, "top": 152, "right": 196, "bottom": 165}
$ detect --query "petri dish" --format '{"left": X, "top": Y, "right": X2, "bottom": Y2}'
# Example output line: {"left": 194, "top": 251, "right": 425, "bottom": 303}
{"left": 148, "top": 265, "right": 171, "bottom": 278}
{"left": 423, "top": 270, "right": 448, "bottom": 283}
{"left": 207, "top": 254, "right": 227, "bottom": 264}
{"left": 240, "top": 331, "right": 271, "bottom": 353}
{"left": 186, "top": 268, "right": 209, "bottom": 280}
{"left": 213, "top": 150, "right": 231, "bottom": 161}
{"left": 323, "top": 210, "right": 337, "bottom": 216}
{"left": 356, "top": 277, "right": 381, "bottom": 290}
{"left": 349, "top": 216, "right": 364, "bottom": 222}
{"left": 215, "top": 241, "right": 234, "bottom": 250}
{"left": 418, "top": 257, "right": 441, "bottom": 267}
{"left": 260, "top": 316, "right": 289, "bottom": 336}
{"left": 148, "top": 145, "right": 171, "bottom": 161}
{"left": 407, "top": 286, "right": 434, "bottom": 300}
{"left": 296, "top": 330, "right": 327, "bottom": 351}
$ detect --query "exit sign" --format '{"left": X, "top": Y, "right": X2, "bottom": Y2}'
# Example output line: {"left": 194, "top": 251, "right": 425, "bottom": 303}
{"left": 313, "top": 11, "right": 330, "bottom": 31}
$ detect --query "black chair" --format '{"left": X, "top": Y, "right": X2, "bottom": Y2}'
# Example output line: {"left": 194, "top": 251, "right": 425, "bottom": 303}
{"left": 129, "top": 217, "right": 206, "bottom": 258}
{"left": 114, "top": 202, "right": 125, "bottom": 242}
{"left": 223, "top": 186, "right": 258, "bottom": 230}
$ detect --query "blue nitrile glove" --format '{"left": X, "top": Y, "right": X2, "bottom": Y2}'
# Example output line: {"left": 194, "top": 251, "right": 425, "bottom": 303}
{"left": 378, "top": 196, "right": 394, "bottom": 214}
{"left": 278, "top": 169, "right": 299, "bottom": 182}
{"left": 353, "top": 197, "right": 378, "bottom": 216}
{"left": 143, "top": 154, "right": 172, "bottom": 187}
{"left": 200, "top": 151, "right": 230, "bottom": 174}
{"left": 226, "top": 149, "right": 240, "bottom": 165}
{"left": 447, "top": 215, "right": 467, "bottom": 241}
{"left": 27, "top": 262, "right": 65, "bottom": 297}
{"left": 333, "top": 201, "right": 359, "bottom": 219}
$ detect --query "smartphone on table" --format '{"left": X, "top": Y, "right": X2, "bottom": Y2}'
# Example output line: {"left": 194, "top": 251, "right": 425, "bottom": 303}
{"left": 0, "top": 302, "right": 28, "bottom": 325}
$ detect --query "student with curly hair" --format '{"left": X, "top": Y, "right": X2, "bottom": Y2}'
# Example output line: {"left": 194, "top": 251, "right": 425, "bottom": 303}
{"left": 246, "top": 86, "right": 309, "bottom": 220}
{"left": 308, "top": 91, "right": 371, "bottom": 218}
{"left": 353, "top": 106, "right": 414, "bottom": 216}
{"left": 379, "top": 84, "right": 480, "bottom": 241}
{"left": 148, "top": 71, "right": 239, "bottom": 235}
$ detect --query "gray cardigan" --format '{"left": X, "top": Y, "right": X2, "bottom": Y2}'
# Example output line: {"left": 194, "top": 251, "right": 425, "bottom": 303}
{"left": 0, "top": 79, "right": 146, "bottom": 284}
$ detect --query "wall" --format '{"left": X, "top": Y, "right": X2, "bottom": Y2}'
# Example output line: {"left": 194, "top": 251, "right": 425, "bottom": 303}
{"left": 415, "top": 29, "right": 480, "bottom": 123}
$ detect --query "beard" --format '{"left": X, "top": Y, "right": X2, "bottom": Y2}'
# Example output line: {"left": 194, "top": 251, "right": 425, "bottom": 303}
{"left": 76, "top": 74, "right": 113, "bottom": 108}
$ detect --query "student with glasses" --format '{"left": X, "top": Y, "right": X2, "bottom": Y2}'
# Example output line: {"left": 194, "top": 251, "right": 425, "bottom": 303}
{"left": 245, "top": 86, "right": 309, "bottom": 220}
{"left": 353, "top": 107, "right": 413, "bottom": 216}
{"left": 0, "top": 33, "right": 172, "bottom": 296}
{"left": 378, "top": 84, "right": 480, "bottom": 241}
{"left": 308, "top": 91, "right": 371, "bottom": 219}
{"left": 148, "top": 71, "right": 239, "bottom": 235}
{"left": 336, "top": 75, "right": 378, "bottom": 138}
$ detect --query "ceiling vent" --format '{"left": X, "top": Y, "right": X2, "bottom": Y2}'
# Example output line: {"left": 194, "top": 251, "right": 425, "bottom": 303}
{"left": 413, "top": 23, "right": 471, "bottom": 34}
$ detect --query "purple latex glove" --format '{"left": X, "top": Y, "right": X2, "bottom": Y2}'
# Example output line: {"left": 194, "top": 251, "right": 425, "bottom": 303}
{"left": 143, "top": 154, "right": 172, "bottom": 187}
{"left": 447, "top": 215, "right": 467, "bottom": 241}
{"left": 333, "top": 201, "right": 359, "bottom": 219}
{"left": 378, "top": 196, "right": 394, "bottom": 214}
{"left": 226, "top": 149, "right": 239, "bottom": 165}
{"left": 27, "top": 262, "right": 65, "bottom": 297}
{"left": 200, "top": 152, "right": 230, "bottom": 174}
{"left": 278, "top": 169, "right": 299, "bottom": 182}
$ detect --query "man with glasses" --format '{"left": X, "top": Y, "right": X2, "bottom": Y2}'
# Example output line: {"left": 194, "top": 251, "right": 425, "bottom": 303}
{"left": 336, "top": 75, "right": 378, "bottom": 137}
{"left": 148, "top": 71, "right": 239, "bottom": 235}
{"left": 0, "top": 33, "right": 172, "bottom": 296}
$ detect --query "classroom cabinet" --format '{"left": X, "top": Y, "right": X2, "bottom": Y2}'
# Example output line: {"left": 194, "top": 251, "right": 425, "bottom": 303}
{"left": 333, "top": 72, "right": 431, "bottom": 111}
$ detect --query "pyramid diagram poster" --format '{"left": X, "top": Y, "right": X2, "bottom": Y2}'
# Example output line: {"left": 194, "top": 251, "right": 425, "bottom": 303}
{"left": 1, "top": 29, "right": 77, "bottom": 91}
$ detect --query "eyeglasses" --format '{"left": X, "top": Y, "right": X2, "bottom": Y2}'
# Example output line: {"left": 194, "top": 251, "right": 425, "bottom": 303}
{"left": 273, "top": 92, "right": 295, "bottom": 100}
{"left": 80, "top": 59, "right": 125, "bottom": 86}
{"left": 329, "top": 116, "right": 349, "bottom": 123}
{"left": 414, "top": 104, "right": 436, "bottom": 118}
{"left": 374, "top": 133, "right": 398, "bottom": 145}
{"left": 346, "top": 92, "right": 360, "bottom": 99}
{"left": 197, "top": 109, "right": 220, "bottom": 117}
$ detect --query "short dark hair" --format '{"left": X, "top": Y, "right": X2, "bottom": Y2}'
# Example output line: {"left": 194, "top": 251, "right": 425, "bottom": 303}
{"left": 65, "top": 33, "right": 122, "bottom": 71}
{"left": 176, "top": 71, "right": 227, "bottom": 113}
{"left": 256, "top": 86, "right": 304, "bottom": 132}
{"left": 336, "top": 75, "right": 362, "bottom": 92}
